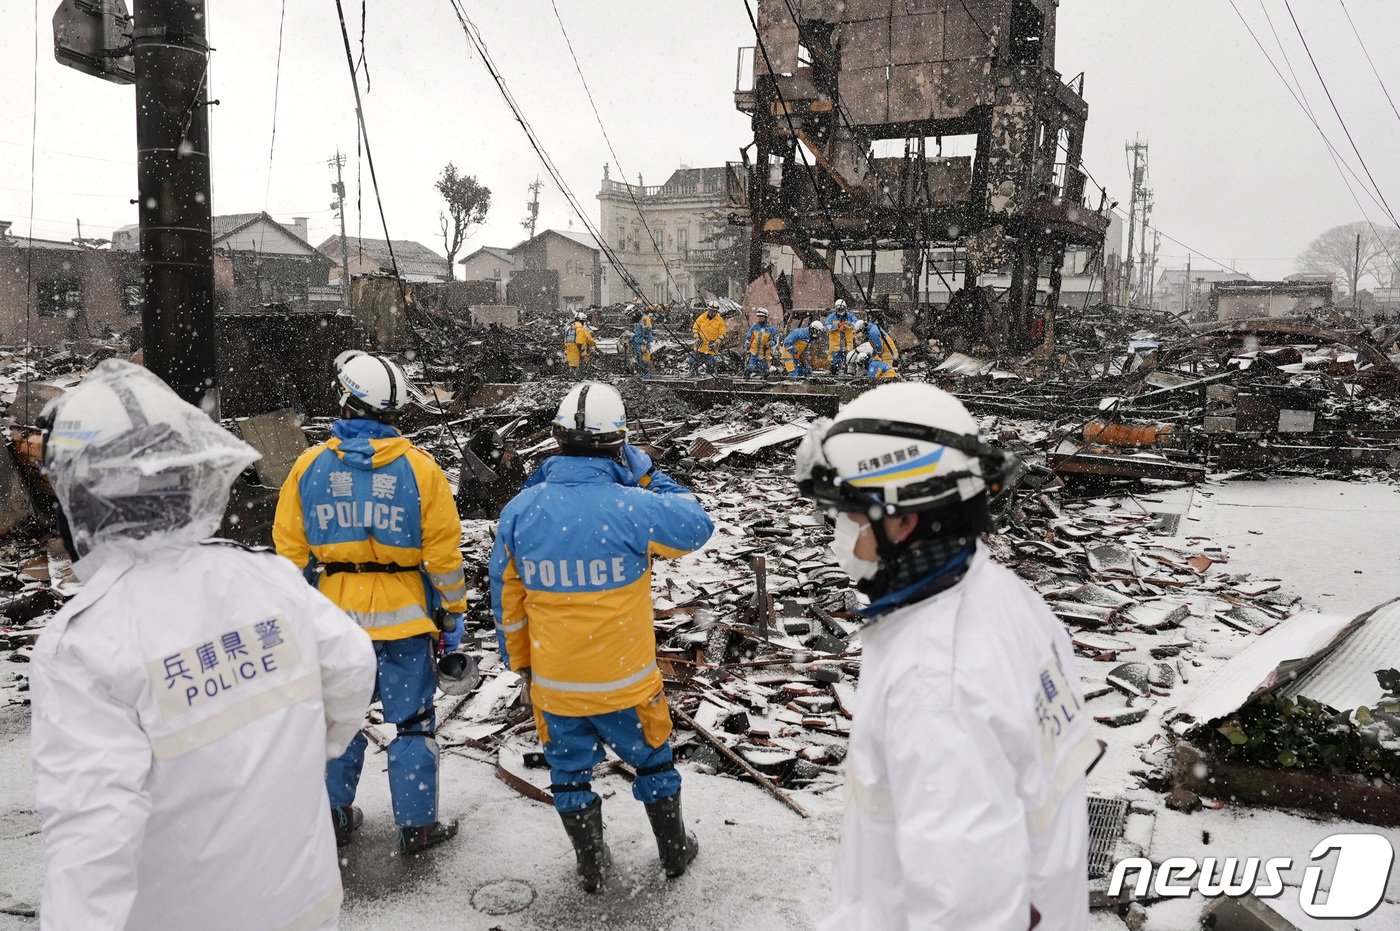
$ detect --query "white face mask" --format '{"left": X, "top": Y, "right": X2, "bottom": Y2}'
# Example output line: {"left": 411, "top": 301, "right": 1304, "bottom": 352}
{"left": 831, "top": 513, "right": 880, "bottom": 582}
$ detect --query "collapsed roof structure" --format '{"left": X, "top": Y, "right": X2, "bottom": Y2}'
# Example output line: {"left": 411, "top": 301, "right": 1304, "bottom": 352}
{"left": 732, "top": 0, "right": 1109, "bottom": 352}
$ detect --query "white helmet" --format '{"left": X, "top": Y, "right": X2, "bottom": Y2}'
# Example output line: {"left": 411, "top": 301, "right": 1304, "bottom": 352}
{"left": 833, "top": 298, "right": 847, "bottom": 312}
{"left": 795, "top": 382, "right": 1013, "bottom": 517}
{"left": 809, "top": 319, "right": 826, "bottom": 332}
{"left": 335, "top": 351, "right": 411, "bottom": 419}
{"left": 552, "top": 381, "right": 627, "bottom": 452}
{"left": 574, "top": 310, "right": 589, "bottom": 322}
{"left": 437, "top": 649, "right": 481, "bottom": 696}
{"left": 755, "top": 307, "right": 769, "bottom": 318}
{"left": 38, "top": 359, "right": 259, "bottom": 558}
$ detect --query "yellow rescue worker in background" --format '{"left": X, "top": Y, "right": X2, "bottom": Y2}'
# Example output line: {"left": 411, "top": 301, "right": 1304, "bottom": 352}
{"left": 274, "top": 351, "right": 467, "bottom": 855}
{"left": 564, "top": 311, "right": 597, "bottom": 378}
{"left": 690, "top": 306, "right": 727, "bottom": 377}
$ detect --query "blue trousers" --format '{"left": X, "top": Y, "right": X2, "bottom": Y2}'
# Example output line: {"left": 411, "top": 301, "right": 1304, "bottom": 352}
{"left": 830, "top": 350, "right": 847, "bottom": 373}
{"left": 745, "top": 355, "right": 770, "bottom": 376}
{"left": 539, "top": 707, "right": 681, "bottom": 814}
{"left": 689, "top": 351, "right": 718, "bottom": 376}
{"left": 633, "top": 344, "right": 651, "bottom": 379}
{"left": 326, "top": 635, "right": 439, "bottom": 828}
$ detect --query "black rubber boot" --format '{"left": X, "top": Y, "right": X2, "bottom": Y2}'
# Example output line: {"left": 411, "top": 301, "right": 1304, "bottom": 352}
{"left": 644, "top": 792, "right": 699, "bottom": 878}
{"left": 558, "top": 798, "right": 612, "bottom": 893}
{"left": 398, "top": 819, "right": 459, "bottom": 855}
{"left": 331, "top": 806, "right": 362, "bottom": 848}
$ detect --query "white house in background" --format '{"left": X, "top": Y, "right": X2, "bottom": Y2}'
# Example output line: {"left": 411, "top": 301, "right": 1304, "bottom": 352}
{"left": 458, "top": 245, "right": 517, "bottom": 302}
{"left": 316, "top": 236, "right": 452, "bottom": 284}
{"left": 112, "top": 214, "right": 313, "bottom": 252}
{"left": 1154, "top": 267, "right": 1253, "bottom": 316}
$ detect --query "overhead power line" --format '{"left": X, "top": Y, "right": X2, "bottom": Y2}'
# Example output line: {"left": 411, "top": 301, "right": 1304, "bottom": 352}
{"left": 444, "top": 0, "right": 659, "bottom": 309}
{"left": 546, "top": 0, "right": 684, "bottom": 303}
{"left": 263, "top": 0, "right": 288, "bottom": 212}
{"left": 1337, "top": 0, "right": 1400, "bottom": 132}
{"left": 1282, "top": 0, "right": 1399, "bottom": 228}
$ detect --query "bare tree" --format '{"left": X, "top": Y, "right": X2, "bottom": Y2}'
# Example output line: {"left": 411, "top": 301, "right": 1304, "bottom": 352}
{"left": 435, "top": 164, "right": 492, "bottom": 280}
{"left": 1297, "top": 221, "right": 1400, "bottom": 298}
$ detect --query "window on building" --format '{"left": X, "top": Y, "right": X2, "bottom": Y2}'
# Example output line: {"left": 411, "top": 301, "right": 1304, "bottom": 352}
{"left": 654, "top": 226, "right": 665, "bottom": 252}
{"left": 633, "top": 229, "right": 641, "bottom": 253}
{"left": 842, "top": 254, "right": 872, "bottom": 275}
{"left": 37, "top": 276, "right": 82, "bottom": 318}
{"left": 616, "top": 226, "right": 626, "bottom": 250}
{"left": 676, "top": 227, "right": 689, "bottom": 253}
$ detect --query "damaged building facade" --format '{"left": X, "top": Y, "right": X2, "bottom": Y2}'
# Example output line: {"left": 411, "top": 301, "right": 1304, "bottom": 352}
{"left": 732, "top": 0, "right": 1109, "bottom": 351}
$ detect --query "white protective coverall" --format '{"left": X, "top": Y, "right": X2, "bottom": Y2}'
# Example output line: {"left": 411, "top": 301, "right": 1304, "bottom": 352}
{"left": 823, "top": 545, "right": 1100, "bottom": 931}
{"left": 31, "top": 543, "right": 376, "bottom": 930}
{"left": 28, "top": 359, "right": 377, "bottom": 930}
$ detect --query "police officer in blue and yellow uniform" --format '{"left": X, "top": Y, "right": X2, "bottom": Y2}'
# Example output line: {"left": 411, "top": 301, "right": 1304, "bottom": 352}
{"left": 274, "top": 351, "right": 466, "bottom": 855}
{"left": 632, "top": 304, "right": 654, "bottom": 379}
{"left": 489, "top": 381, "right": 713, "bottom": 893}
{"left": 743, "top": 307, "right": 779, "bottom": 377}
{"left": 781, "top": 318, "right": 826, "bottom": 377}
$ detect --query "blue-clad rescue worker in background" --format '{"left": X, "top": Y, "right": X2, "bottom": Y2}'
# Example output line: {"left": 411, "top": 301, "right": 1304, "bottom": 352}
{"left": 743, "top": 307, "right": 778, "bottom": 377}
{"left": 632, "top": 304, "right": 654, "bottom": 379}
{"left": 782, "top": 318, "right": 825, "bottom": 377}
{"left": 275, "top": 350, "right": 468, "bottom": 855}
{"left": 489, "top": 381, "right": 714, "bottom": 893}
{"left": 825, "top": 298, "right": 860, "bottom": 373}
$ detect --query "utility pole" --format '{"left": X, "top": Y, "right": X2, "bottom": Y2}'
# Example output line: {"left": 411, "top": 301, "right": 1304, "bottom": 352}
{"left": 329, "top": 150, "right": 351, "bottom": 311}
{"left": 1182, "top": 254, "right": 1191, "bottom": 318}
{"left": 133, "top": 0, "right": 217, "bottom": 412}
{"left": 521, "top": 177, "right": 542, "bottom": 241}
{"left": 55, "top": 0, "right": 217, "bottom": 410}
{"left": 1354, "top": 231, "right": 1362, "bottom": 316}
{"left": 1138, "top": 190, "right": 1153, "bottom": 303}
{"left": 1146, "top": 231, "right": 1161, "bottom": 308}
{"left": 1122, "top": 136, "right": 1149, "bottom": 307}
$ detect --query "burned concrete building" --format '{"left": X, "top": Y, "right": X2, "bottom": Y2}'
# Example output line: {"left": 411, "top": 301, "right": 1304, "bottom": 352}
{"left": 733, "top": 0, "right": 1109, "bottom": 351}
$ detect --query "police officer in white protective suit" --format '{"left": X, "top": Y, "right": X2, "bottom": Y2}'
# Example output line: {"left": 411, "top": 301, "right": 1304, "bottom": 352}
{"left": 795, "top": 382, "right": 1102, "bottom": 931}
{"left": 29, "top": 360, "right": 377, "bottom": 930}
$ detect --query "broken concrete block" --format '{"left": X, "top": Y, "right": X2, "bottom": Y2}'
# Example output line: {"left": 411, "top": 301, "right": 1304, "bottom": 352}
{"left": 235, "top": 408, "right": 308, "bottom": 488}
{"left": 1200, "top": 894, "right": 1301, "bottom": 931}
{"left": 1107, "top": 663, "right": 1150, "bottom": 697}
{"left": 806, "top": 632, "right": 845, "bottom": 655}
{"left": 721, "top": 710, "right": 750, "bottom": 735}
{"left": 1165, "top": 786, "right": 1202, "bottom": 813}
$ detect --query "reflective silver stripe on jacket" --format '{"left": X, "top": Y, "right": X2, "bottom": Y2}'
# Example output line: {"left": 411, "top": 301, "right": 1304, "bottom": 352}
{"left": 428, "top": 567, "right": 467, "bottom": 602}
{"left": 497, "top": 618, "right": 527, "bottom": 634}
{"left": 531, "top": 661, "right": 658, "bottom": 694}
{"left": 349, "top": 605, "right": 430, "bottom": 630}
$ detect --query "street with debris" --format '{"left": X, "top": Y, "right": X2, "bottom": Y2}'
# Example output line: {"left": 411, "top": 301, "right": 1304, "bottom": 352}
{"left": 0, "top": 0, "right": 1399, "bottom": 929}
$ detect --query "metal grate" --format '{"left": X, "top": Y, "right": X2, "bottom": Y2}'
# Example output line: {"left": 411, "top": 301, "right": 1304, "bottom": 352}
{"left": 1087, "top": 795, "right": 1130, "bottom": 878}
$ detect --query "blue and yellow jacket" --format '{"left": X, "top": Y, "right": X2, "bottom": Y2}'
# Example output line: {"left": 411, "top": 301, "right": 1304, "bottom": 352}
{"left": 632, "top": 313, "right": 653, "bottom": 349}
{"left": 489, "top": 455, "right": 713, "bottom": 717}
{"left": 564, "top": 321, "right": 596, "bottom": 366}
{"left": 784, "top": 326, "right": 816, "bottom": 358}
{"left": 745, "top": 322, "right": 777, "bottom": 359}
{"left": 274, "top": 419, "right": 467, "bottom": 641}
{"left": 866, "top": 322, "right": 900, "bottom": 364}
{"left": 826, "top": 310, "right": 860, "bottom": 354}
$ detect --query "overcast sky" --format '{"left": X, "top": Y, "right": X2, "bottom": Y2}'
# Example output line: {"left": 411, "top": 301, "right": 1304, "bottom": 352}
{"left": 3, "top": 0, "right": 1399, "bottom": 283}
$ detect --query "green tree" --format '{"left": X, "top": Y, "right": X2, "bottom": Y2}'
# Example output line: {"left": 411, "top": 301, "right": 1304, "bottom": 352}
{"left": 435, "top": 164, "right": 492, "bottom": 280}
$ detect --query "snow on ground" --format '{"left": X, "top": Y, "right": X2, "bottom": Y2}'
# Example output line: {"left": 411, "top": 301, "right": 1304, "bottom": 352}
{"left": 0, "top": 478, "right": 1393, "bottom": 928}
